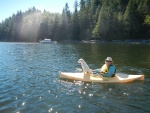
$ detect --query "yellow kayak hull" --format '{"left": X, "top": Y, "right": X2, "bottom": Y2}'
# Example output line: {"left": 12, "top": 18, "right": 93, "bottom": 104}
{"left": 59, "top": 72, "right": 144, "bottom": 83}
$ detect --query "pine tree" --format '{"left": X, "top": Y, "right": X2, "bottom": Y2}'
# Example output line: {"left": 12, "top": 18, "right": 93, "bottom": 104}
{"left": 78, "top": 0, "right": 91, "bottom": 40}
{"left": 124, "top": 0, "right": 142, "bottom": 39}
{"left": 61, "top": 3, "right": 71, "bottom": 40}
{"left": 92, "top": 1, "right": 110, "bottom": 40}
{"left": 71, "top": 0, "right": 80, "bottom": 40}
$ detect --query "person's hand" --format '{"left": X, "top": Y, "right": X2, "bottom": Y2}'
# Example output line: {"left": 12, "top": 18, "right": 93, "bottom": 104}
{"left": 100, "top": 71, "right": 104, "bottom": 74}
{"left": 85, "top": 71, "right": 88, "bottom": 74}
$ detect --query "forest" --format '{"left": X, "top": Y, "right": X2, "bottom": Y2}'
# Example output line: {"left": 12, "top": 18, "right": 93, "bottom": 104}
{"left": 0, "top": 0, "right": 150, "bottom": 42}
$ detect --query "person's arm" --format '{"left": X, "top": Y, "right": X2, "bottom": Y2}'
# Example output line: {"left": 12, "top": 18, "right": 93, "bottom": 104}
{"left": 93, "top": 68, "right": 101, "bottom": 73}
{"left": 102, "top": 66, "right": 115, "bottom": 77}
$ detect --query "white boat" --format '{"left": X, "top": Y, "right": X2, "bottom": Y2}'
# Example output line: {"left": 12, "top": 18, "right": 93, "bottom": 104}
{"left": 40, "top": 39, "right": 57, "bottom": 44}
{"left": 59, "top": 59, "right": 144, "bottom": 83}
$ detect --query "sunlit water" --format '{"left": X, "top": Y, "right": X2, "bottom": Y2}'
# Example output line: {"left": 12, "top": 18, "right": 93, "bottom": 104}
{"left": 0, "top": 42, "right": 150, "bottom": 113}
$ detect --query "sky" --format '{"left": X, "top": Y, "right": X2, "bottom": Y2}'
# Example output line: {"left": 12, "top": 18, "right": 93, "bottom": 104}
{"left": 0, "top": 0, "right": 78, "bottom": 22}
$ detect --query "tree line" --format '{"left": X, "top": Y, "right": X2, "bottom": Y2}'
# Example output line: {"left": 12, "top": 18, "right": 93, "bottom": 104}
{"left": 0, "top": 0, "right": 150, "bottom": 42}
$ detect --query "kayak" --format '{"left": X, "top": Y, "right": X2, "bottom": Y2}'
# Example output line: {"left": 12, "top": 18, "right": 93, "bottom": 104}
{"left": 59, "top": 58, "right": 144, "bottom": 83}
{"left": 59, "top": 72, "right": 144, "bottom": 83}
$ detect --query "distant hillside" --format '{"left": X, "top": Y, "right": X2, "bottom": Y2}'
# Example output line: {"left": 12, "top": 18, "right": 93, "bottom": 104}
{"left": 0, "top": 0, "right": 150, "bottom": 42}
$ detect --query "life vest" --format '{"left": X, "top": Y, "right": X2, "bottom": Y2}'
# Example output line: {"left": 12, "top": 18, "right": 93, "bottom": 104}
{"left": 100, "top": 64, "right": 116, "bottom": 77}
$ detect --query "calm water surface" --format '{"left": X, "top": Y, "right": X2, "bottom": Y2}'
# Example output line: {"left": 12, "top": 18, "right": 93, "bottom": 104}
{"left": 0, "top": 42, "right": 150, "bottom": 113}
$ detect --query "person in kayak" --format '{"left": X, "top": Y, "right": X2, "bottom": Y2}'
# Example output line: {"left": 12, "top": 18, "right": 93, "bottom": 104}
{"left": 100, "top": 57, "right": 116, "bottom": 77}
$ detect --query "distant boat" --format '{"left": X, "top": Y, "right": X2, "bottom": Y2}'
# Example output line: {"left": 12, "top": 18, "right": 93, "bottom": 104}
{"left": 40, "top": 39, "right": 57, "bottom": 44}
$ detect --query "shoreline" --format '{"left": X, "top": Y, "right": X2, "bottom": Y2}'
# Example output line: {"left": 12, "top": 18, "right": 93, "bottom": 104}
{"left": 61, "top": 39, "right": 150, "bottom": 45}
{"left": 0, "top": 39, "right": 150, "bottom": 45}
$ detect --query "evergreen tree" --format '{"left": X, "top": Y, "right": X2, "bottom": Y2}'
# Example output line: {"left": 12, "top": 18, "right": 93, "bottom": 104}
{"left": 124, "top": 0, "right": 141, "bottom": 39}
{"left": 92, "top": 0, "right": 110, "bottom": 40}
{"left": 71, "top": 0, "right": 80, "bottom": 40}
{"left": 137, "top": 0, "right": 150, "bottom": 39}
{"left": 0, "top": 0, "right": 150, "bottom": 42}
{"left": 91, "top": 0, "right": 101, "bottom": 26}
{"left": 12, "top": 10, "right": 23, "bottom": 41}
{"left": 61, "top": 3, "right": 71, "bottom": 40}
{"left": 78, "top": 0, "right": 90, "bottom": 40}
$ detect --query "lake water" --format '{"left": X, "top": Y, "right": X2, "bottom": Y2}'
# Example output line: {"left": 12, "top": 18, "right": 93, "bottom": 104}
{"left": 0, "top": 42, "right": 150, "bottom": 113}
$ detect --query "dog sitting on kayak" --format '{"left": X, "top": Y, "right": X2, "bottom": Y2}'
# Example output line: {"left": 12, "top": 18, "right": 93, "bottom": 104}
{"left": 78, "top": 58, "right": 116, "bottom": 77}
{"left": 77, "top": 58, "right": 93, "bottom": 75}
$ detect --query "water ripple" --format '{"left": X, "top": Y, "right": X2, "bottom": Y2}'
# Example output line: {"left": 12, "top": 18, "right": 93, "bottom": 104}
{"left": 0, "top": 42, "right": 150, "bottom": 113}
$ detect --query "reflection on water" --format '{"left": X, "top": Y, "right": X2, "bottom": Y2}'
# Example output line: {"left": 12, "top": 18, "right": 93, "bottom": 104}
{"left": 0, "top": 42, "right": 150, "bottom": 113}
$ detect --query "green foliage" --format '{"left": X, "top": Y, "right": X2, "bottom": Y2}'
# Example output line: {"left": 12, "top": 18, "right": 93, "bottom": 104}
{"left": 0, "top": 0, "right": 150, "bottom": 42}
{"left": 145, "top": 15, "right": 150, "bottom": 25}
{"left": 71, "top": 0, "right": 80, "bottom": 40}
{"left": 61, "top": 3, "right": 72, "bottom": 40}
